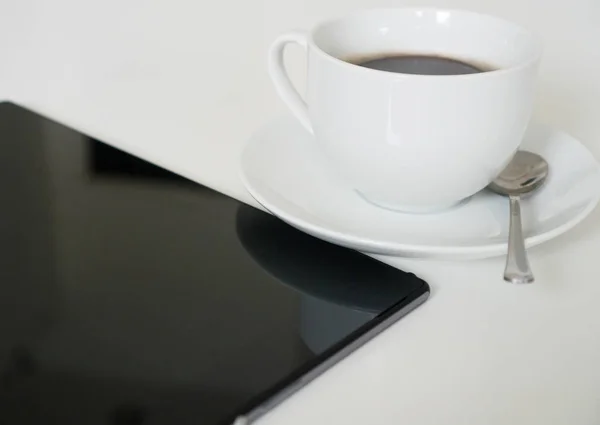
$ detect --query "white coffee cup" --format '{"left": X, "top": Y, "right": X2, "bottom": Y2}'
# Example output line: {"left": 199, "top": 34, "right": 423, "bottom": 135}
{"left": 269, "top": 8, "right": 542, "bottom": 212}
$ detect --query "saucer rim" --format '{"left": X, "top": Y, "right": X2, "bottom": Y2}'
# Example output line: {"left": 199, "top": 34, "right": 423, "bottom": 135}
{"left": 240, "top": 118, "right": 600, "bottom": 259}
{"left": 241, "top": 169, "right": 600, "bottom": 257}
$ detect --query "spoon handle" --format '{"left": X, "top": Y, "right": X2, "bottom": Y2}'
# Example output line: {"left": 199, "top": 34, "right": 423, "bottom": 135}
{"left": 504, "top": 195, "right": 534, "bottom": 284}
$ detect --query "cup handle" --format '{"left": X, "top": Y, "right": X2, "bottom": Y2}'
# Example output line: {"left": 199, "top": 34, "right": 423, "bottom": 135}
{"left": 268, "top": 30, "right": 313, "bottom": 134}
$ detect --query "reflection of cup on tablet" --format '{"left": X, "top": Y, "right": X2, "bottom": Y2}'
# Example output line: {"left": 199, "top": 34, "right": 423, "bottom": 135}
{"left": 235, "top": 205, "right": 424, "bottom": 353}
{"left": 298, "top": 295, "right": 376, "bottom": 354}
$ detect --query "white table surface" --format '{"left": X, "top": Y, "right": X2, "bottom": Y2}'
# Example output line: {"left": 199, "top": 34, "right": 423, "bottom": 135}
{"left": 3, "top": 0, "right": 600, "bottom": 423}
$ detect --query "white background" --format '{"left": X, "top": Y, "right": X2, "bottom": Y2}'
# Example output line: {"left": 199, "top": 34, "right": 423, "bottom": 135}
{"left": 1, "top": 0, "right": 600, "bottom": 423}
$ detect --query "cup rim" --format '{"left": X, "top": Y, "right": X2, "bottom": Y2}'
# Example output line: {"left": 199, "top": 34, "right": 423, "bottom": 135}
{"left": 307, "top": 7, "right": 543, "bottom": 79}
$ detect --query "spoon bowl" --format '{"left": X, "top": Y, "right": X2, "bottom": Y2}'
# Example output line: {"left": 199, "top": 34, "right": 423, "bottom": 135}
{"left": 489, "top": 151, "right": 549, "bottom": 196}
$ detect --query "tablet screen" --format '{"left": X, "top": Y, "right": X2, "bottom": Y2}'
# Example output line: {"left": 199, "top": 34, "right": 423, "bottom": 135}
{"left": 0, "top": 103, "right": 427, "bottom": 425}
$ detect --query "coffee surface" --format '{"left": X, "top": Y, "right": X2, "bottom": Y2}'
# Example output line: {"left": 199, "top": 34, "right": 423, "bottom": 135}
{"left": 349, "top": 54, "right": 492, "bottom": 75}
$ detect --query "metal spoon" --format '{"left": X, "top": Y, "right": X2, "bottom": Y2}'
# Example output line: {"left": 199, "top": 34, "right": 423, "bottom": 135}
{"left": 488, "top": 151, "right": 549, "bottom": 284}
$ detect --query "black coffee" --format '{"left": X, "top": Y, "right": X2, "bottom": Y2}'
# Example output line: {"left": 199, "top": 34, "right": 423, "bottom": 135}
{"left": 349, "top": 54, "right": 492, "bottom": 75}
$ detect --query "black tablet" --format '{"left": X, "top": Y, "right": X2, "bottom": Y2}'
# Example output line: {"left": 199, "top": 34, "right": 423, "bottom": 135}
{"left": 0, "top": 102, "right": 429, "bottom": 425}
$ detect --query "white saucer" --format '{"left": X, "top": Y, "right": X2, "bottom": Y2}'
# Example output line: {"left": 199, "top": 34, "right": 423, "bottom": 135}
{"left": 240, "top": 116, "right": 600, "bottom": 259}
